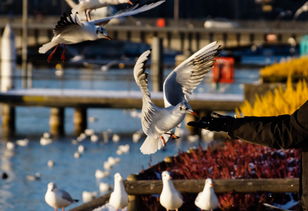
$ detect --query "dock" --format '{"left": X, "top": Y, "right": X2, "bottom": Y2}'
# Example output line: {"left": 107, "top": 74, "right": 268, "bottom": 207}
{"left": 0, "top": 89, "right": 243, "bottom": 137}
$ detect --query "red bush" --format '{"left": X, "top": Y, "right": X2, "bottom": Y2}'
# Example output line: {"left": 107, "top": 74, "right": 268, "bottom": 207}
{"left": 138, "top": 140, "right": 300, "bottom": 210}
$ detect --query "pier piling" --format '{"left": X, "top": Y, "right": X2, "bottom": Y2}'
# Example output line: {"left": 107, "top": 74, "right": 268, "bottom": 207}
{"left": 49, "top": 107, "right": 64, "bottom": 136}
{"left": 151, "top": 37, "right": 163, "bottom": 92}
{"left": 127, "top": 174, "right": 141, "bottom": 211}
{"left": 73, "top": 107, "right": 87, "bottom": 136}
{"left": 0, "top": 24, "right": 16, "bottom": 138}
{"left": 1, "top": 104, "right": 15, "bottom": 139}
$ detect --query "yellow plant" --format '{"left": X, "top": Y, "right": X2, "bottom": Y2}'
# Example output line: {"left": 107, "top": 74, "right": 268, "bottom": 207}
{"left": 260, "top": 56, "right": 308, "bottom": 78}
{"left": 236, "top": 78, "right": 308, "bottom": 116}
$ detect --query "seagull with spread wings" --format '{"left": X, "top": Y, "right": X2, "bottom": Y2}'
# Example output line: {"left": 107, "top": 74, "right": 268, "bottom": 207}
{"left": 65, "top": 0, "right": 134, "bottom": 21}
{"left": 134, "top": 41, "right": 221, "bottom": 154}
{"left": 38, "top": 0, "right": 165, "bottom": 62}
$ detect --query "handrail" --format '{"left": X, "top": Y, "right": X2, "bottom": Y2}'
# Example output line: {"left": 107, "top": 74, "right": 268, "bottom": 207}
{"left": 69, "top": 178, "right": 299, "bottom": 211}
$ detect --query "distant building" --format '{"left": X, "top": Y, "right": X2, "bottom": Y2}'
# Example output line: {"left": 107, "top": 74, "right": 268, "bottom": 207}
{"left": 0, "top": 0, "right": 306, "bottom": 20}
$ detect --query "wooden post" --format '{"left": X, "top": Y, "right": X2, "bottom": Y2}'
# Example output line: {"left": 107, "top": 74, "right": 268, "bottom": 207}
{"left": 22, "top": 0, "right": 28, "bottom": 88}
{"left": 73, "top": 107, "right": 87, "bottom": 136}
{"left": 1, "top": 104, "right": 15, "bottom": 138}
{"left": 126, "top": 174, "right": 141, "bottom": 211}
{"left": 151, "top": 37, "right": 163, "bottom": 92}
{"left": 173, "top": 0, "right": 179, "bottom": 23}
{"left": 300, "top": 150, "right": 308, "bottom": 208}
{"left": 49, "top": 107, "right": 64, "bottom": 136}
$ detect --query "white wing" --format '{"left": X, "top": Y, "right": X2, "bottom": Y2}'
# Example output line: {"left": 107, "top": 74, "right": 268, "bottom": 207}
{"left": 133, "top": 50, "right": 161, "bottom": 136}
{"left": 88, "top": 0, "right": 165, "bottom": 25}
{"left": 294, "top": 2, "right": 308, "bottom": 19}
{"left": 163, "top": 41, "right": 221, "bottom": 107}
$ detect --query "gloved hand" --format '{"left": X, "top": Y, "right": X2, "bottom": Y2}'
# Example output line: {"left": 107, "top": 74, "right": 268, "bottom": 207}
{"left": 187, "top": 112, "right": 235, "bottom": 132}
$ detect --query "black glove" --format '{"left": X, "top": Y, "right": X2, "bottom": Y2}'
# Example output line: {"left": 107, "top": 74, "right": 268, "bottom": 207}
{"left": 187, "top": 112, "right": 235, "bottom": 132}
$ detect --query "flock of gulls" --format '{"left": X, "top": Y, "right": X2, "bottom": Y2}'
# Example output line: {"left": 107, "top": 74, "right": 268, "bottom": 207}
{"left": 44, "top": 170, "right": 220, "bottom": 211}
{"left": 35, "top": 0, "right": 222, "bottom": 210}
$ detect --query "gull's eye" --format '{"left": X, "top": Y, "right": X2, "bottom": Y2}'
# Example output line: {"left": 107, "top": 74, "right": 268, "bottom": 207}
{"left": 179, "top": 106, "right": 183, "bottom": 110}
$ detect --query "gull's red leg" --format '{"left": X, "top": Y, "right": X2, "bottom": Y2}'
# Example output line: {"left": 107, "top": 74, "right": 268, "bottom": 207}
{"left": 47, "top": 45, "right": 59, "bottom": 63}
{"left": 160, "top": 136, "right": 166, "bottom": 146}
{"left": 60, "top": 45, "right": 66, "bottom": 62}
{"left": 164, "top": 132, "right": 179, "bottom": 139}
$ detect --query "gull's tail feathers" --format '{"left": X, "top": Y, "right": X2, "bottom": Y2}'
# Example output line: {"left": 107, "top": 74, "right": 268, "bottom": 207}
{"left": 38, "top": 41, "right": 58, "bottom": 54}
{"left": 140, "top": 136, "right": 162, "bottom": 155}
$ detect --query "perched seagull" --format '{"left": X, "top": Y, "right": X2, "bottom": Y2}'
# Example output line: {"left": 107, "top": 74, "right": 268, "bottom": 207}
{"left": 65, "top": 0, "right": 133, "bottom": 21}
{"left": 134, "top": 41, "right": 220, "bottom": 154}
{"left": 38, "top": 0, "right": 165, "bottom": 62}
{"left": 45, "top": 182, "right": 79, "bottom": 211}
{"left": 109, "top": 173, "right": 128, "bottom": 210}
{"left": 294, "top": 1, "right": 308, "bottom": 20}
{"left": 195, "top": 178, "right": 219, "bottom": 211}
{"left": 160, "top": 171, "right": 183, "bottom": 211}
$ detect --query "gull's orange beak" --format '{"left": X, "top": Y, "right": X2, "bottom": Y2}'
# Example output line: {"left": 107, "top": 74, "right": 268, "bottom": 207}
{"left": 187, "top": 109, "right": 199, "bottom": 118}
{"left": 171, "top": 134, "right": 180, "bottom": 139}
{"left": 127, "top": 0, "right": 133, "bottom": 5}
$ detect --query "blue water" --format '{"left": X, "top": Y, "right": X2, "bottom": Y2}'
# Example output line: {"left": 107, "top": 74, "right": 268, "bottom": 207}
{"left": 0, "top": 66, "right": 259, "bottom": 211}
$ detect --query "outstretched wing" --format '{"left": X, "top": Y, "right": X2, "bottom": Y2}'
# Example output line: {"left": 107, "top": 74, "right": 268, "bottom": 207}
{"left": 53, "top": 12, "right": 82, "bottom": 36}
{"left": 163, "top": 41, "right": 221, "bottom": 107}
{"left": 88, "top": 0, "right": 165, "bottom": 25}
{"left": 294, "top": 2, "right": 308, "bottom": 19}
{"left": 133, "top": 50, "right": 161, "bottom": 136}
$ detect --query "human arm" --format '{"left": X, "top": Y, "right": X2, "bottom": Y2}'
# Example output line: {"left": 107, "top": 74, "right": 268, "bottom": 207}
{"left": 188, "top": 101, "right": 308, "bottom": 149}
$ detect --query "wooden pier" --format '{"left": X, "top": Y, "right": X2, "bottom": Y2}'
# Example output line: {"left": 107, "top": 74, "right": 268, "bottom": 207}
{"left": 0, "top": 89, "right": 242, "bottom": 137}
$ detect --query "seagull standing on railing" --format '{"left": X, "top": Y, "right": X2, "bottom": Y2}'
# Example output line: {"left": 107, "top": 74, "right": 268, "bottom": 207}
{"left": 133, "top": 41, "right": 221, "bottom": 154}
{"left": 195, "top": 178, "right": 219, "bottom": 211}
{"left": 45, "top": 182, "right": 79, "bottom": 211}
{"left": 108, "top": 173, "right": 128, "bottom": 210}
{"left": 65, "top": 0, "right": 134, "bottom": 21}
{"left": 38, "top": 0, "right": 165, "bottom": 62}
{"left": 160, "top": 171, "right": 183, "bottom": 211}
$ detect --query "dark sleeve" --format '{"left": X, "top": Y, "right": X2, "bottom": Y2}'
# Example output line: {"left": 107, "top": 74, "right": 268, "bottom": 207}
{"left": 229, "top": 101, "right": 308, "bottom": 149}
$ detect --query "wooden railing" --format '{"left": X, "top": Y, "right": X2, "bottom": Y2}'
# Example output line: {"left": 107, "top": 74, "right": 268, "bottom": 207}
{"left": 70, "top": 178, "right": 299, "bottom": 211}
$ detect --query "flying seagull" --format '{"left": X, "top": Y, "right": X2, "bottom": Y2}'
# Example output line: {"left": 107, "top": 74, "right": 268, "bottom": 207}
{"left": 39, "top": 0, "right": 165, "bottom": 62}
{"left": 65, "top": 0, "right": 134, "bottom": 21}
{"left": 134, "top": 41, "right": 221, "bottom": 154}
